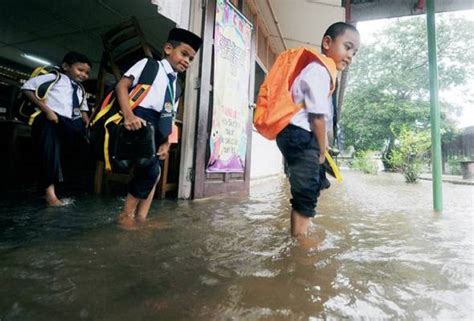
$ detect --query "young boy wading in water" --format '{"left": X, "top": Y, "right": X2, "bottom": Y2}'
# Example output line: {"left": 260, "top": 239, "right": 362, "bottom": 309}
{"left": 22, "top": 52, "right": 91, "bottom": 206}
{"left": 115, "top": 28, "right": 202, "bottom": 229}
{"left": 276, "top": 22, "right": 360, "bottom": 237}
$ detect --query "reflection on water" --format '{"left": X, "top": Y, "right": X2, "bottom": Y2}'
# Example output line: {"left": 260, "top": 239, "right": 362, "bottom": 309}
{"left": 0, "top": 171, "right": 473, "bottom": 320}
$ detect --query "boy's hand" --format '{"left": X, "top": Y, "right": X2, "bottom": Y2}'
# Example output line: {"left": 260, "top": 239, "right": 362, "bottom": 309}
{"left": 124, "top": 114, "right": 146, "bottom": 131}
{"left": 45, "top": 110, "right": 59, "bottom": 123}
{"left": 318, "top": 152, "right": 326, "bottom": 165}
{"left": 157, "top": 142, "right": 170, "bottom": 160}
{"left": 81, "top": 112, "right": 90, "bottom": 127}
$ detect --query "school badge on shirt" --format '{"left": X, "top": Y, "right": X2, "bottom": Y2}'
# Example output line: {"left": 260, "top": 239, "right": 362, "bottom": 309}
{"left": 164, "top": 102, "right": 173, "bottom": 113}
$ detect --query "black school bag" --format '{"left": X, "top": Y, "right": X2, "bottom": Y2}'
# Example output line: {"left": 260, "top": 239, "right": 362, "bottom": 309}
{"left": 89, "top": 58, "right": 181, "bottom": 172}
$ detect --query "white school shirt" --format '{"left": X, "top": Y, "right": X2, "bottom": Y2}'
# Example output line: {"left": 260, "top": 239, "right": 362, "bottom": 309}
{"left": 124, "top": 58, "right": 178, "bottom": 113}
{"left": 290, "top": 61, "right": 333, "bottom": 133}
{"left": 22, "top": 72, "right": 88, "bottom": 119}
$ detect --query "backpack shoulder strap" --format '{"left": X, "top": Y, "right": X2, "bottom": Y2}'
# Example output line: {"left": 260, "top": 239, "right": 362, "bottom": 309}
{"left": 175, "top": 80, "right": 182, "bottom": 103}
{"left": 127, "top": 58, "right": 160, "bottom": 110}
{"left": 142, "top": 58, "right": 181, "bottom": 103}
{"left": 36, "top": 69, "right": 61, "bottom": 100}
{"left": 137, "top": 58, "right": 159, "bottom": 85}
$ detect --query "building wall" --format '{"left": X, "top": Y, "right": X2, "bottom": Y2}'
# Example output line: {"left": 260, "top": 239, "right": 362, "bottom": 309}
{"left": 188, "top": 0, "right": 345, "bottom": 184}
{"left": 250, "top": 130, "right": 283, "bottom": 179}
{"left": 246, "top": 0, "right": 345, "bottom": 180}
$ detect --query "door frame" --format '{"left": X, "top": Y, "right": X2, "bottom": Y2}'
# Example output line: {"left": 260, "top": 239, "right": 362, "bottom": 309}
{"left": 192, "top": 0, "right": 256, "bottom": 199}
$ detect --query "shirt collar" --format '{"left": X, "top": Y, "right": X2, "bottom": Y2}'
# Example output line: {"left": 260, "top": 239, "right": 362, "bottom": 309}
{"left": 61, "top": 73, "right": 78, "bottom": 86}
{"left": 160, "top": 58, "right": 177, "bottom": 77}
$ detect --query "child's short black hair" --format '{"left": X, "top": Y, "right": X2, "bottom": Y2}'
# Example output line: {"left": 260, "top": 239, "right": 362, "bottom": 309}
{"left": 167, "top": 40, "right": 181, "bottom": 48}
{"left": 163, "top": 40, "right": 182, "bottom": 57}
{"left": 323, "top": 22, "right": 359, "bottom": 42}
{"left": 62, "top": 51, "right": 91, "bottom": 68}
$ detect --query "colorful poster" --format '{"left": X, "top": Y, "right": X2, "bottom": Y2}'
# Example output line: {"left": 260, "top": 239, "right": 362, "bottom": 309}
{"left": 207, "top": 0, "right": 252, "bottom": 173}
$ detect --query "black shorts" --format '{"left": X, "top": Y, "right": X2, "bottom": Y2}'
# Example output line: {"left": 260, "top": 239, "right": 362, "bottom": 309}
{"left": 276, "top": 125, "right": 323, "bottom": 217}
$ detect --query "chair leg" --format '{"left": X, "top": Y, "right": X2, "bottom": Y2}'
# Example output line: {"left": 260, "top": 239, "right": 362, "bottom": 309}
{"left": 94, "top": 161, "right": 104, "bottom": 194}
{"left": 159, "top": 157, "right": 170, "bottom": 199}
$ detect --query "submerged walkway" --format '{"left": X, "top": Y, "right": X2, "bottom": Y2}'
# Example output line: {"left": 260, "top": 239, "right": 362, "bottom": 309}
{"left": 419, "top": 173, "right": 474, "bottom": 185}
{"left": 0, "top": 170, "right": 473, "bottom": 320}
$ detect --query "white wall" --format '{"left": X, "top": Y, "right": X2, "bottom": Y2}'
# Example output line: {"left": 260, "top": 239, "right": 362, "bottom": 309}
{"left": 273, "top": 0, "right": 345, "bottom": 50}
{"left": 151, "top": 0, "right": 191, "bottom": 28}
{"left": 250, "top": 131, "right": 284, "bottom": 179}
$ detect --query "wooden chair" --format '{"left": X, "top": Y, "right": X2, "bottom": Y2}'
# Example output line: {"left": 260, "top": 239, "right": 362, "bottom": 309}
{"left": 95, "top": 16, "right": 161, "bottom": 105}
{"left": 158, "top": 120, "right": 182, "bottom": 198}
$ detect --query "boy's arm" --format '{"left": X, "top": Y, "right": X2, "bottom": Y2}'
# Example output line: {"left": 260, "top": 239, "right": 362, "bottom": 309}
{"left": 81, "top": 111, "right": 90, "bottom": 126}
{"left": 22, "top": 90, "right": 58, "bottom": 123}
{"left": 157, "top": 141, "right": 170, "bottom": 160}
{"left": 300, "top": 64, "right": 332, "bottom": 164}
{"left": 309, "top": 113, "right": 326, "bottom": 164}
{"left": 115, "top": 76, "right": 145, "bottom": 131}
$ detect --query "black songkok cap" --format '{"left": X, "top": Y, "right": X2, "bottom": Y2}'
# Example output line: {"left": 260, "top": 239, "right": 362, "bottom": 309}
{"left": 167, "top": 28, "right": 202, "bottom": 52}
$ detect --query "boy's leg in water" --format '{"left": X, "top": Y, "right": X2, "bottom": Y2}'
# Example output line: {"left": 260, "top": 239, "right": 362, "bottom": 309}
{"left": 277, "top": 126, "right": 321, "bottom": 237}
{"left": 33, "top": 114, "right": 64, "bottom": 206}
{"left": 135, "top": 184, "right": 157, "bottom": 223}
{"left": 132, "top": 159, "right": 161, "bottom": 223}
{"left": 120, "top": 157, "right": 161, "bottom": 227}
{"left": 291, "top": 209, "right": 311, "bottom": 237}
{"left": 45, "top": 184, "right": 63, "bottom": 206}
{"left": 118, "top": 194, "right": 140, "bottom": 229}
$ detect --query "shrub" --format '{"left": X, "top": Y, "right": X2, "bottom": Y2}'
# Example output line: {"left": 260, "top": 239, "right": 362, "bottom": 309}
{"left": 446, "top": 156, "right": 470, "bottom": 175}
{"left": 389, "top": 127, "right": 431, "bottom": 183}
{"left": 351, "top": 150, "right": 379, "bottom": 174}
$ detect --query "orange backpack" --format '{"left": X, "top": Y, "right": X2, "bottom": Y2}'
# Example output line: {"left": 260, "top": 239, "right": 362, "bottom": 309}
{"left": 254, "top": 48, "right": 338, "bottom": 140}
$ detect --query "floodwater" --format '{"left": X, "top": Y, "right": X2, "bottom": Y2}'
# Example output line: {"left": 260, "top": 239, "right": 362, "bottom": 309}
{"left": 0, "top": 170, "right": 473, "bottom": 320}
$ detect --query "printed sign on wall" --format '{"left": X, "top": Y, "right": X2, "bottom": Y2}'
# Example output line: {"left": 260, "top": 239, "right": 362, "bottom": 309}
{"left": 207, "top": 0, "right": 252, "bottom": 172}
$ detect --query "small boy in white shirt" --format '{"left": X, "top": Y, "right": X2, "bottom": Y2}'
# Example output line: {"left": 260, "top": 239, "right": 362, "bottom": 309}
{"left": 115, "top": 28, "right": 202, "bottom": 229}
{"left": 22, "top": 52, "right": 91, "bottom": 206}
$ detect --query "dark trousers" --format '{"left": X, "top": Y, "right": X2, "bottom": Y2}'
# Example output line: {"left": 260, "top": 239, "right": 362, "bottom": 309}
{"left": 31, "top": 113, "right": 85, "bottom": 189}
{"left": 276, "top": 125, "right": 323, "bottom": 217}
{"left": 127, "top": 107, "right": 163, "bottom": 199}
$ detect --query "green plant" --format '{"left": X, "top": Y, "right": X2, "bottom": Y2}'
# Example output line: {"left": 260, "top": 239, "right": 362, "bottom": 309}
{"left": 446, "top": 155, "right": 470, "bottom": 175}
{"left": 351, "top": 150, "right": 379, "bottom": 174}
{"left": 389, "top": 127, "right": 431, "bottom": 183}
{"left": 341, "top": 15, "right": 472, "bottom": 153}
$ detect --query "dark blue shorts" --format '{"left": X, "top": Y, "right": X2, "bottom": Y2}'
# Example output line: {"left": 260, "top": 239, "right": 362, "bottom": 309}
{"left": 127, "top": 107, "right": 162, "bottom": 199}
{"left": 32, "top": 113, "right": 86, "bottom": 188}
{"left": 128, "top": 156, "right": 161, "bottom": 199}
{"left": 276, "top": 125, "right": 322, "bottom": 217}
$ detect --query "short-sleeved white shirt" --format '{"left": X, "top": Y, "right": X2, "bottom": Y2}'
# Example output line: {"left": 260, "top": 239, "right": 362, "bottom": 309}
{"left": 124, "top": 58, "right": 178, "bottom": 113}
{"left": 290, "top": 61, "right": 333, "bottom": 132}
{"left": 22, "top": 72, "right": 88, "bottom": 119}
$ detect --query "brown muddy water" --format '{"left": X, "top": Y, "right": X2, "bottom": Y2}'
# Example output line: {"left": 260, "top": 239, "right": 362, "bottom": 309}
{"left": 0, "top": 170, "right": 473, "bottom": 320}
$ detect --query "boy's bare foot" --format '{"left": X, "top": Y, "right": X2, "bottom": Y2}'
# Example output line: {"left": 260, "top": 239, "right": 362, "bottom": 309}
{"left": 291, "top": 210, "right": 311, "bottom": 237}
{"left": 45, "top": 184, "right": 64, "bottom": 206}
{"left": 135, "top": 216, "right": 147, "bottom": 224}
{"left": 297, "top": 233, "right": 325, "bottom": 251}
{"left": 118, "top": 212, "right": 138, "bottom": 230}
{"left": 46, "top": 195, "right": 64, "bottom": 207}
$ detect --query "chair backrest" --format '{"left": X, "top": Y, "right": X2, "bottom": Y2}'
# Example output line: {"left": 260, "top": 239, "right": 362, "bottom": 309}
{"left": 102, "top": 17, "right": 161, "bottom": 79}
{"left": 95, "top": 16, "right": 161, "bottom": 110}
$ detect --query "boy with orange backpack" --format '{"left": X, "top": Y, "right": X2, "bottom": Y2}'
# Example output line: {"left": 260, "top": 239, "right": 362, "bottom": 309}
{"left": 254, "top": 22, "right": 360, "bottom": 237}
